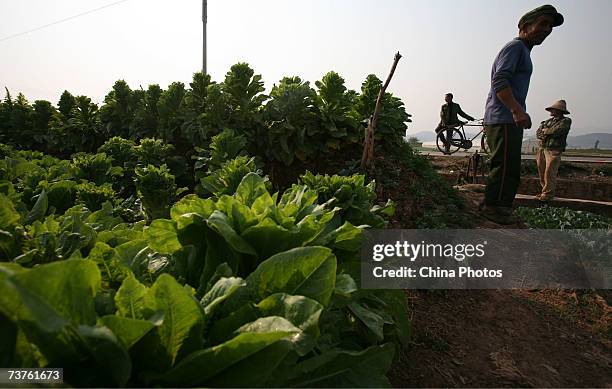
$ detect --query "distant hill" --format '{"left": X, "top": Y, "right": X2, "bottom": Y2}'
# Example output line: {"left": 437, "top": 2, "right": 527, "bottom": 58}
{"left": 566, "top": 133, "right": 612, "bottom": 149}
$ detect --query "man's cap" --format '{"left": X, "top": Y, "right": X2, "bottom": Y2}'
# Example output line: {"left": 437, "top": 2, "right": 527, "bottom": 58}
{"left": 546, "top": 99, "right": 570, "bottom": 115}
{"left": 518, "top": 5, "right": 564, "bottom": 29}
{"left": 445, "top": 92, "right": 453, "bottom": 97}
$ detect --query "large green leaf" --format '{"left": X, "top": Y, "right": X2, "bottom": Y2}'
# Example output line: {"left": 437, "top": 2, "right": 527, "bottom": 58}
{"left": 333, "top": 222, "right": 363, "bottom": 251}
{"left": 334, "top": 273, "right": 358, "bottom": 297}
{"left": 256, "top": 294, "right": 323, "bottom": 355}
{"left": 99, "top": 315, "right": 157, "bottom": 349}
{"left": 0, "top": 194, "right": 20, "bottom": 230}
{"left": 145, "top": 219, "right": 181, "bottom": 254}
{"left": 0, "top": 260, "right": 101, "bottom": 365}
{"left": 152, "top": 330, "right": 296, "bottom": 387}
{"left": 206, "top": 210, "right": 257, "bottom": 256}
{"left": 207, "top": 303, "right": 259, "bottom": 345}
{"left": 0, "top": 260, "right": 100, "bottom": 326}
{"left": 115, "top": 275, "right": 147, "bottom": 319}
{"left": 0, "top": 312, "right": 17, "bottom": 366}
{"left": 73, "top": 325, "right": 132, "bottom": 387}
{"left": 197, "top": 229, "right": 242, "bottom": 297}
{"left": 246, "top": 246, "right": 337, "bottom": 306}
{"left": 236, "top": 316, "right": 301, "bottom": 336}
{"left": 278, "top": 343, "right": 395, "bottom": 388}
{"left": 257, "top": 293, "right": 323, "bottom": 336}
{"left": 348, "top": 302, "right": 390, "bottom": 341}
{"left": 241, "top": 218, "right": 294, "bottom": 259}
{"left": 143, "top": 274, "right": 204, "bottom": 366}
{"left": 235, "top": 172, "right": 269, "bottom": 208}
{"left": 200, "top": 277, "right": 246, "bottom": 316}
{"left": 114, "top": 239, "right": 148, "bottom": 267}
{"left": 86, "top": 242, "right": 128, "bottom": 286}
{"left": 25, "top": 189, "right": 48, "bottom": 225}
{"left": 171, "top": 195, "right": 216, "bottom": 229}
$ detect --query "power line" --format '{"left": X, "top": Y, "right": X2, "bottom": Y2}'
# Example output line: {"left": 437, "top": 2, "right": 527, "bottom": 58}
{"left": 0, "top": 0, "right": 131, "bottom": 43}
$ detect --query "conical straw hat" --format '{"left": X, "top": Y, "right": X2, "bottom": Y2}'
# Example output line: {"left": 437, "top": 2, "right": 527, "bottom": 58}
{"left": 545, "top": 100, "right": 570, "bottom": 114}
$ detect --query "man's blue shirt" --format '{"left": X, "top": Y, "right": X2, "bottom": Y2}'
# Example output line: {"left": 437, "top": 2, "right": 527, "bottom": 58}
{"left": 484, "top": 38, "right": 533, "bottom": 124}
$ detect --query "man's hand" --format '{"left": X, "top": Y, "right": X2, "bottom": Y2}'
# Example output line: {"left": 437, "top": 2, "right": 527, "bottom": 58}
{"left": 512, "top": 110, "right": 532, "bottom": 129}
{"left": 496, "top": 87, "right": 532, "bottom": 129}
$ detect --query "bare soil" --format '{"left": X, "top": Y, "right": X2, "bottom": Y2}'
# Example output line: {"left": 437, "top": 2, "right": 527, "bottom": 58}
{"left": 389, "top": 289, "right": 612, "bottom": 388}
{"left": 388, "top": 188, "right": 612, "bottom": 388}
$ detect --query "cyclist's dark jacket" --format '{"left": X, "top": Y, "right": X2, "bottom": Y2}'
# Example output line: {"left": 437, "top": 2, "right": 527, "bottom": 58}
{"left": 439, "top": 102, "right": 474, "bottom": 126}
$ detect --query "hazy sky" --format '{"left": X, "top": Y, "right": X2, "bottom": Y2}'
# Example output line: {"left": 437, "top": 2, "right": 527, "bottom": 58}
{"left": 1, "top": 0, "right": 611, "bottom": 136}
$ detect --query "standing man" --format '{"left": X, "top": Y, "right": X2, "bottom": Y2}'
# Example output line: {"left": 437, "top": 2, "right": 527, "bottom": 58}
{"left": 435, "top": 93, "right": 475, "bottom": 152}
{"left": 535, "top": 100, "right": 572, "bottom": 201}
{"left": 481, "top": 5, "right": 564, "bottom": 224}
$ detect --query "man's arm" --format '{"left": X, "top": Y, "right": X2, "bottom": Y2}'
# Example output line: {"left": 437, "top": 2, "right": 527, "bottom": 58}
{"left": 491, "top": 43, "right": 531, "bottom": 129}
{"left": 457, "top": 105, "right": 475, "bottom": 121}
{"left": 496, "top": 87, "right": 531, "bottom": 129}
{"left": 543, "top": 118, "right": 571, "bottom": 136}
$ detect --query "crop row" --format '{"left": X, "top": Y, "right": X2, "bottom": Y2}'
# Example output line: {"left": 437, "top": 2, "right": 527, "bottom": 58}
{"left": 0, "top": 143, "right": 407, "bottom": 387}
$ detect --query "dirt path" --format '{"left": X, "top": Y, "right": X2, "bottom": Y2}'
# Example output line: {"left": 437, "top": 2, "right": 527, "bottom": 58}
{"left": 387, "top": 190, "right": 612, "bottom": 388}
{"left": 389, "top": 289, "right": 611, "bottom": 388}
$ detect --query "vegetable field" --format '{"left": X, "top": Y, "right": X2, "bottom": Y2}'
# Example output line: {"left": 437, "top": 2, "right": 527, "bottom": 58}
{"left": 0, "top": 64, "right": 417, "bottom": 387}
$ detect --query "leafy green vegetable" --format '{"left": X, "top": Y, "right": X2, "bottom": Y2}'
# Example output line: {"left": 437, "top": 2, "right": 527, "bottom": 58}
{"left": 516, "top": 206, "right": 611, "bottom": 229}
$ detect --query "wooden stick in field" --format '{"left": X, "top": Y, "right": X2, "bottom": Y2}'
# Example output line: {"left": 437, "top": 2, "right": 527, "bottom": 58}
{"left": 361, "top": 52, "right": 402, "bottom": 169}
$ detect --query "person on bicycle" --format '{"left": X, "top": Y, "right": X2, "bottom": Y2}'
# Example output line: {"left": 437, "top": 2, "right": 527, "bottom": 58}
{"left": 435, "top": 93, "right": 476, "bottom": 151}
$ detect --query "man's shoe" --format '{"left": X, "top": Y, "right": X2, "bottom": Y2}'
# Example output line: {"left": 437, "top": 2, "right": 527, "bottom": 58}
{"left": 480, "top": 205, "right": 518, "bottom": 225}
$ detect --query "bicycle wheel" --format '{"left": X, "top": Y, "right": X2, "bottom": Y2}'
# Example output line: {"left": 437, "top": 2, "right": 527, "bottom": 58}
{"left": 436, "top": 128, "right": 464, "bottom": 155}
{"left": 480, "top": 129, "right": 490, "bottom": 153}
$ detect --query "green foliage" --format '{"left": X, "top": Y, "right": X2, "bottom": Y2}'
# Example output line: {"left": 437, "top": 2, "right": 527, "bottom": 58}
{"left": 299, "top": 171, "right": 393, "bottom": 228}
{"left": 76, "top": 182, "right": 118, "bottom": 211}
{"left": 157, "top": 82, "right": 187, "bottom": 145}
{"left": 222, "top": 63, "right": 267, "bottom": 136}
{"left": 71, "top": 153, "right": 120, "bottom": 186}
{"left": 515, "top": 206, "right": 611, "bottom": 229}
{"left": 100, "top": 80, "right": 136, "bottom": 139}
{"left": 132, "top": 84, "right": 162, "bottom": 140}
{"left": 181, "top": 72, "right": 220, "bottom": 145}
{"left": 0, "top": 158, "right": 408, "bottom": 387}
{"left": 355, "top": 74, "right": 412, "bottom": 148}
{"left": 198, "top": 156, "right": 263, "bottom": 198}
{"left": 193, "top": 128, "right": 248, "bottom": 177}
{"left": 57, "top": 90, "right": 77, "bottom": 119}
{"left": 136, "top": 138, "right": 174, "bottom": 167}
{"left": 30, "top": 100, "right": 60, "bottom": 150}
{"left": 135, "top": 165, "right": 178, "bottom": 220}
{"left": 264, "top": 76, "right": 319, "bottom": 164}
{"left": 315, "top": 71, "right": 361, "bottom": 147}
{"left": 3, "top": 65, "right": 414, "bottom": 172}
{"left": 98, "top": 137, "right": 138, "bottom": 169}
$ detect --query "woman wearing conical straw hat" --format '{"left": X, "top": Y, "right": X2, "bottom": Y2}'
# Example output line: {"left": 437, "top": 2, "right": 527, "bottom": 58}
{"left": 535, "top": 100, "right": 572, "bottom": 201}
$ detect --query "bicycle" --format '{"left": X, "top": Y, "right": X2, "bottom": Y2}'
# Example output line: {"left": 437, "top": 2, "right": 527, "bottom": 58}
{"left": 436, "top": 119, "right": 489, "bottom": 155}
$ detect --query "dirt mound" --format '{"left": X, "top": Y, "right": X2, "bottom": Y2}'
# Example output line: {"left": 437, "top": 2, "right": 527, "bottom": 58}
{"left": 389, "top": 289, "right": 612, "bottom": 388}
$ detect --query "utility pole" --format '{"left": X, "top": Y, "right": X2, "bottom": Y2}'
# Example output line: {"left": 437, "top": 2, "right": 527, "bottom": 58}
{"left": 202, "top": 0, "right": 207, "bottom": 74}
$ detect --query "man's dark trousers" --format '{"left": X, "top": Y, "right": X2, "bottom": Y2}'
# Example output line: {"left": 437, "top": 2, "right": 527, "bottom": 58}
{"left": 484, "top": 124, "right": 524, "bottom": 207}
